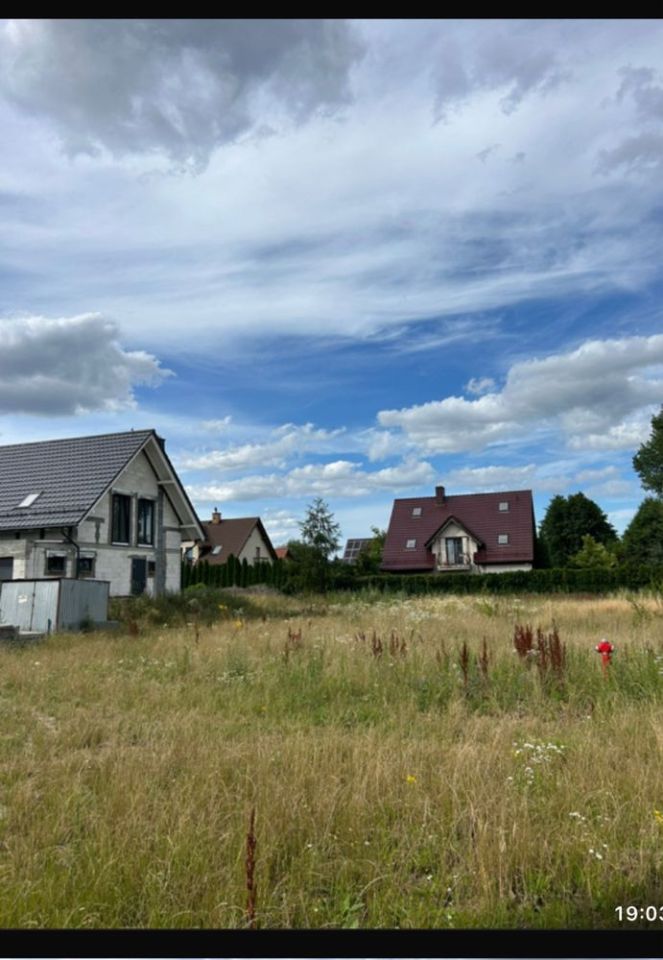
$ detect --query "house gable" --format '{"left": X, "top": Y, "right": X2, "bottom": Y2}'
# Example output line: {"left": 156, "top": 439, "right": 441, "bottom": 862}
{"left": 197, "top": 516, "right": 277, "bottom": 565}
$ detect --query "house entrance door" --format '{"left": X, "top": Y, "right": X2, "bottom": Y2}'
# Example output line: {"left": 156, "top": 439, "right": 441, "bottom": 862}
{"left": 131, "top": 557, "right": 147, "bottom": 596}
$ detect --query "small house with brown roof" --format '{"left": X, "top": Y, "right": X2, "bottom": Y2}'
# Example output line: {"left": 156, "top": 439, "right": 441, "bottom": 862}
{"left": 381, "top": 485, "right": 535, "bottom": 574}
{"left": 184, "top": 509, "right": 277, "bottom": 567}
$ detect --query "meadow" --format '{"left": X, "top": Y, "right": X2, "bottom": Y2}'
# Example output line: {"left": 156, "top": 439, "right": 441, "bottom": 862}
{"left": 0, "top": 588, "right": 662, "bottom": 928}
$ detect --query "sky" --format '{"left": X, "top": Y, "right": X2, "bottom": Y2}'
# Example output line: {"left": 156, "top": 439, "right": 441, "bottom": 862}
{"left": 1, "top": 18, "right": 663, "bottom": 549}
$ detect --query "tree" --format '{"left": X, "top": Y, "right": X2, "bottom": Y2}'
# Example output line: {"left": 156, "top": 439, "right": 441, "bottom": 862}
{"left": 568, "top": 534, "right": 617, "bottom": 569}
{"left": 621, "top": 498, "right": 663, "bottom": 565}
{"left": 633, "top": 406, "right": 663, "bottom": 498}
{"left": 538, "top": 492, "right": 617, "bottom": 567}
{"left": 354, "top": 527, "right": 387, "bottom": 576}
{"left": 285, "top": 499, "right": 342, "bottom": 593}
{"left": 299, "top": 497, "right": 341, "bottom": 559}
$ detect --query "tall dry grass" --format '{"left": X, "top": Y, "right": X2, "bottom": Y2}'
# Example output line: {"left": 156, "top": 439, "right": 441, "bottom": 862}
{"left": 0, "top": 590, "right": 662, "bottom": 927}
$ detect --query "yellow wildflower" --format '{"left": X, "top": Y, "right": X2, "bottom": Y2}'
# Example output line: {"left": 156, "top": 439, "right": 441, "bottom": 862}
{"left": 406, "top": 774, "right": 417, "bottom": 785}
{"left": 654, "top": 809, "right": 663, "bottom": 825}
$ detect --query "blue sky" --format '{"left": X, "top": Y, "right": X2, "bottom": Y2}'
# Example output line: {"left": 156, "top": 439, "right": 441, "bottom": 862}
{"left": 1, "top": 19, "right": 663, "bottom": 547}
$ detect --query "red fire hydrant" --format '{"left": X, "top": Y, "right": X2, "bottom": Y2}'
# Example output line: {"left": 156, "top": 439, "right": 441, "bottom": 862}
{"left": 595, "top": 639, "right": 614, "bottom": 676}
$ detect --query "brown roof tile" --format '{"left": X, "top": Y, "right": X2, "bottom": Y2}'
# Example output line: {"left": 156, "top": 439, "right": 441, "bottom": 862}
{"left": 381, "top": 489, "right": 535, "bottom": 571}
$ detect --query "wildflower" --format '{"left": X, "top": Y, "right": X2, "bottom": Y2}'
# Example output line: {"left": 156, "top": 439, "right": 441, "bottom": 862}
{"left": 406, "top": 774, "right": 417, "bottom": 784}
{"left": 234, "top": 620, "right": 243, "bottom": 628}
{"left": 654, "top": 809, "right": 663, "bottom": 825}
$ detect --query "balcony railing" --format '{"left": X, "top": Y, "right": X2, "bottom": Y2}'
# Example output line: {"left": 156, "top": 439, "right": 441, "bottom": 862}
{"left": 437, "top": 553, "right": 472, "bottom": 570}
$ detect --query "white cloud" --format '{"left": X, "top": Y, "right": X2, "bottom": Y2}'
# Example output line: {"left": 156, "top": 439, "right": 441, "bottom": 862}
{"left": 378, "top": 334, "right": 663, "bottom": 454}
{"left": 180, "top": 423, "right": 345, "bottom": 471}
{"left": 0, "top": 313, "right": 170, "bottom": 414}
{"left": 0, "top": 19, "right": 364, "bottom": 169}
{"left": 465, "top": 376, "right": 496, "bottom": 396}
{"left": 260, "top": 507, "right": 301, "bottom": 545}
{"left": 200, "top": 416, "right": 232, "bottom": 432}
{"left": 187, "top": 456, "right": 435, "bottom": 502}
{"left": 432, "top": 21, "right": 571, "bottom": 120}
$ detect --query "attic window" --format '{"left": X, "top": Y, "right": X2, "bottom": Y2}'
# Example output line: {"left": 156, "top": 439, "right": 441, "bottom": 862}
{"left": 412, "top": 507, "right": 422, "bottom": 517}
{"left": 498, "top": 533, "right": 509, "bottom": 545}
{"left": 18, "top": 492, "right": 41, "bottom": 508}
{"left": 499, "top": 501, "right": 509, "bottom": 512}
{"left": 406, "top": 538, "right": 417, "bottom": 549}
{"left": 212, "top": 545, "right": 222, "bottom": 556}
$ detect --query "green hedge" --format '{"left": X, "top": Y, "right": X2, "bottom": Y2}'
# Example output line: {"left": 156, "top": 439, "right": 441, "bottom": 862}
{"left": 182, "top": 557, "right": 287, "bottom": 590}
{"left": 351, "top": 564, "right": 663, "bottom": 595}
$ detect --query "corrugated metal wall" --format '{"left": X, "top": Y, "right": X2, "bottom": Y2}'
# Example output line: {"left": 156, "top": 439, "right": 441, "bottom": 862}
{"left": 58, "top": 579, "right": 109, "bottom": 629}
{"left": 0, "top": 579, "right": 110, "bottom": 632}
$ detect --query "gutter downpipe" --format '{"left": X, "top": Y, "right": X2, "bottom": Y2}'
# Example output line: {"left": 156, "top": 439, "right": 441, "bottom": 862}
{"left": 61, "top": 526, "right": 80, "bottom": 579}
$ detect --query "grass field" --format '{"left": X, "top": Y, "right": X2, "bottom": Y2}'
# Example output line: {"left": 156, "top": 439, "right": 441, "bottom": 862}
{"left": 1, "top": 589, "right": 662, "bottom": 928}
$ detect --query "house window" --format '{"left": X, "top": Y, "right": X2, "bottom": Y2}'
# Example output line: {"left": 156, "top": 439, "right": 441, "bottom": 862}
{"left": 255, "top": 546, "right": 261, "bottom": 560}
{"left": 78, "top": 556, "right": 95, "bottom": 577}
{"left": 212, "top": 545, "right": 222, "bottom": 556}
{"left": 137, "top": 498, "right": 155, "bottom": 546}
{"left": 111, "top": 493, "right": 131, "bottom": 543}
{"left": 499, "top": 501, "right": 509, "bottom": 512}
{"left": 498, "top": 533, "right": 509, "bottom": 545}
{"left": 406, "top": 539, "right": 417, "bottom": 549}
{"left": 18, "top": 492, "right": 41, "bottom": 508}
{"left": 412, "top": 507, "right": 422, "bottom": 517}
{"left": 45, "top": 553, "right": 66, "bottom": 575}
{"left": 147, "top": 560, "right": 156, "bottom": 577}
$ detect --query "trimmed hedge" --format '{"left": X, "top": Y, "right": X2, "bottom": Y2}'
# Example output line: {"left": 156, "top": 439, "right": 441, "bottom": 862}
{"left": 351, "top": 564, "right": 663, "bottom": 596}
{"left": 182, "top": 556, "right": 287, "bottom": 590}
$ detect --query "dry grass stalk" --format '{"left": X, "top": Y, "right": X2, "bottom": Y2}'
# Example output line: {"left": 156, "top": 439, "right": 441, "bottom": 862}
{"left": 371, "top": 630, "right": 383, "bottom": 659}
{"left": 245, "top": 805, "right": 257, "bottom": 929}
{"left": 388, "top": 630, "right": 407, "bottom": 658}
{"left": 283, "top": 626, "right": 303, "bottom": 662}
{"left": 478, "top": 636, "right": 489, "bottom": 680}
{"left": 513, "top": 623, "right": 534, "bottom": 659}
{"left": 459, "top": 640, "right": 470, "bottom": 690}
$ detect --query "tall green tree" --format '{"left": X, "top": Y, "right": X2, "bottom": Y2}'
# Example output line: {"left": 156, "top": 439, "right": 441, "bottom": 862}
{"left": 299, "top": 497, "right": 341, "bottom": 559}
{"left": 282, "top": 499, "right": 342, "bottom": 593}
{"left": 621, "top": 498, "right": 663, "bottom": 565}
{"left": 538, "top": 492, "right": 617, "bottom": 567}
{"left": 633, "top": 406, "right": 663, "bottom": 497}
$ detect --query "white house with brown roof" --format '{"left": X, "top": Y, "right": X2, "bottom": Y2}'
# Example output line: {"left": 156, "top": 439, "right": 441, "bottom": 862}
{"left": 382, "top": 485, "right": 536, "bottom": 574}
{"left": 0, "top": 430, "right": 203, "bottom": 597}
{"left": 183, "top": 509, "right": 277, "bottom": 567}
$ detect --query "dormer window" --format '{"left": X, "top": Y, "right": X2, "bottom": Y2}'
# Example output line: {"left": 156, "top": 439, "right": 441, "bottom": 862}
{"left": 412, "top": 507, "right": 422, "bottom": 517}
{"left": 212, "top": 545, "right": 222, "bottom": 556}
{"left": 499, "top": 501, "right": 509, "bottom": 512}
{"left": 498, "top": 533, "right": 509, "bottom": 545}
{"left": 406, "top": 538, "right": 417, "bottom": 549}
{"left": 18, "top": 492, "right": 41, "bottom": 508}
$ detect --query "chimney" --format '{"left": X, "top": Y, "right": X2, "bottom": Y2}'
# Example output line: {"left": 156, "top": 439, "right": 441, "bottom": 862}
{"left": 211, "top": 508, "right": 222, "bottom": 524}
{"left": 435, "top": 485, "right": 446, "bottom": 505}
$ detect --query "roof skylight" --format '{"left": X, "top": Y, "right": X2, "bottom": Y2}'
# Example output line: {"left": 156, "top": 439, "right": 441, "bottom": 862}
{"left": 18, "top": 492, "right": 42, "bottom": 508}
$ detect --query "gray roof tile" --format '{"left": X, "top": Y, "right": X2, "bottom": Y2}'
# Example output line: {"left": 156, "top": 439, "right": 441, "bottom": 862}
{"left": 0, "top": 430, "right": 154, "bottom": 530}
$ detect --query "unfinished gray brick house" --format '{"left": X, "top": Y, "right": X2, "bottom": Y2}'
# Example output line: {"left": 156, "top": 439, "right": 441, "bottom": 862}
{"left": 0, "top": 429, "right": 203, "bottom": 596}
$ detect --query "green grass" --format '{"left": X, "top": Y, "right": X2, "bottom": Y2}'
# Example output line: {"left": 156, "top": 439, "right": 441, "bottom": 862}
{"left": 0, "top": 590, "right": 662, "bottom": 927}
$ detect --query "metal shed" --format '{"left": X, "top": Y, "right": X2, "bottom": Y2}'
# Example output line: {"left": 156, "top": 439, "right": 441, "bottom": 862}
{"left": 0, "top": 578, "right": 110, "bottom": 633}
